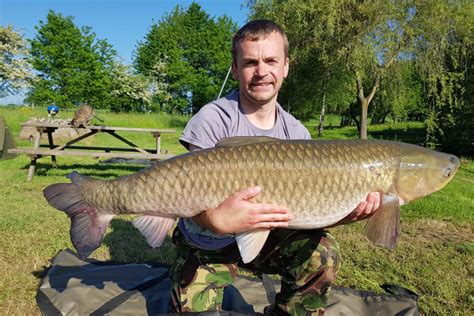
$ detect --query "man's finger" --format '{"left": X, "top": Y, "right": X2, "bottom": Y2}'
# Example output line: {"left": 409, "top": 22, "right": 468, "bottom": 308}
{"left": 253, "top": 221, "right": 291, "bottom": 229}
{"left": 372, "top": 192, "right": 381, "bottom": 211}
{"left": 254, "top": 203, "right": 291, "bottom": 215}
{"left": 235, "top": 186, "right": 261, "bottom": 200}
{"left": 364, "top": 199, "right": 374, "bottom": 215}
{"left": 355, "top": 200, "right": 367, "bottom": 216}
{"left": 256, "top": 213, "right": 293, "bottom": 223}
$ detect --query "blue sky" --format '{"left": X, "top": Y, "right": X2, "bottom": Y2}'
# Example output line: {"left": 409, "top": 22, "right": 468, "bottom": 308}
{"left": 0, "top": 0, "right": 250, "bottom": 104}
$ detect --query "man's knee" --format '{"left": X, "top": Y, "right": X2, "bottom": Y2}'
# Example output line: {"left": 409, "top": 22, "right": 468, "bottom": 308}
{"left": 171, "top": 263, "right": 237, "bottom": 312}
{"left": 316, "top": 232, "right": 341, "bottom": 275}
{"left": 299, "top": 232, "right": 341, "bottom": 286}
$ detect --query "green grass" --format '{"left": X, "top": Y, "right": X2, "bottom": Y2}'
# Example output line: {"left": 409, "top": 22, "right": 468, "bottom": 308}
{"left": 0, "top": 107, "right": 472, "bottom": 315}
{"left": 306, "top": 116, "right": 426, "bottom": 144}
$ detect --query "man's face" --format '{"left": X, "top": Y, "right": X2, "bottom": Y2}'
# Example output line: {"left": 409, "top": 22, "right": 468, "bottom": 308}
{"left": 232, "top": 32, "right": 289, "bottom": 107}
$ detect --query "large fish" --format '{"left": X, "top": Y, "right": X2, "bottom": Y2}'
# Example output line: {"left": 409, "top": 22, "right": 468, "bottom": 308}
{"left": 43, "top": 137, "right": 459, "bottom": 263}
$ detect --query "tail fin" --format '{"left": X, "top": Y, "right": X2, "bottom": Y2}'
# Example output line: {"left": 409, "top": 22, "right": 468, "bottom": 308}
{"left": 43, "top": 172, "right": 114, "bottom": 258}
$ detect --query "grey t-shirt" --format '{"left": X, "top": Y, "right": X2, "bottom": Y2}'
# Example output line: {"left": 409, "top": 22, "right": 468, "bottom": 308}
{"left": 180, "top": 90, "right": 311, "bottom": 150}
{"left": 178, "top": 89, "right": 311, "bottom": 250}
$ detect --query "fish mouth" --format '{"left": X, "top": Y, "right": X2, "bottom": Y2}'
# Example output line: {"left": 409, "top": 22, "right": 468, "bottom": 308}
{"left": 447, "top": 155, "right": 460, "bottom": 177}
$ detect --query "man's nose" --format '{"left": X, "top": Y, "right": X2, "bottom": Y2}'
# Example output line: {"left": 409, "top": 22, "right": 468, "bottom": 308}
{"left": 254, "top": 61, "right": 268, "bottom": 77}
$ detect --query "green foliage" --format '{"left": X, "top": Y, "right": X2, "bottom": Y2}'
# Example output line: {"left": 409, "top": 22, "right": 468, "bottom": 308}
{"left": 416, "top": 1, "right": 474, "bottom": 153}
{"left": 370, "top": 61, "right": 424, "bottom": 124}
{"left": 109, "top": 63, "right": 152, "bottom": 112}
{"left": 0, "top": 25, "right": 34, "bottom": 97}
{"left": 134, "top": 2, "right": 238, "bottom": 114}
{"left": 27, "top": 11, "right": 117, "bottom": 109}
{"left": 248, "top": 0, "right": 419, "bottom": 137}
{"left": 247, "top": 0, "right": 471, "bottom": 143}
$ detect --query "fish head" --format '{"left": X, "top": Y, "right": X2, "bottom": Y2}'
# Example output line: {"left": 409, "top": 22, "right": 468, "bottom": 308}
{"left": 395, "top": 146, "right": 459, "bottom": 202}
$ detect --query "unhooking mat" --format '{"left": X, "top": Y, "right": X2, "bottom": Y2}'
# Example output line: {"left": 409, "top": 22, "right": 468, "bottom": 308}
{"left": 37, "top": 249, "right": 419, "bottom": 315}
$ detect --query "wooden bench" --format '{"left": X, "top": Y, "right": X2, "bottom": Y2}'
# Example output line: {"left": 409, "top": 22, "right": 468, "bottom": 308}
{"left": 9, "top": 122, "right": 176, "bottom": 180}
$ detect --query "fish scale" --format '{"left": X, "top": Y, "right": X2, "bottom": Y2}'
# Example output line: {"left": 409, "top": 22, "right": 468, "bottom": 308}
{"left": 44, "top": 137, "right": 460, "bottom": 262}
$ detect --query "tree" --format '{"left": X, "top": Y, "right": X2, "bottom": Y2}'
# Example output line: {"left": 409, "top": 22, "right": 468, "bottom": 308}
{"left": 415, "top": 1, "right": 473, "bottom": 152}
{"left": 0, "top": 25, "right": 33, "bottom": 97}
{"left": 134, "top": 2, "right": 238, "bottom": 114}
{"left": 247, "top": 0, "right": 470, "bottom": 140}
{"left": 27, "top": 11, "right": 117, "bottom": 109}
{"left": 109, "top": 63, "right": 152, "bottom": 112}
{"left": 437, "top": 44, "right": 473, "bottom": 155}
{"left": 248, "top": 1, "right": 356, "bottom": 132}
{"left": 370, "top": 61, "right": 423, "bottom": 124}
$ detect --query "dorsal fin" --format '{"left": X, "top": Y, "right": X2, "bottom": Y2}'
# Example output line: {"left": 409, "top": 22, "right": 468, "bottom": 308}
{"left": 216, "top": 136, "right": 280, "bottom": 147}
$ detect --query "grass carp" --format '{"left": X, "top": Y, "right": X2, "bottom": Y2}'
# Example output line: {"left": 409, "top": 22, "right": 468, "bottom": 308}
{"left": 43, "top": 137, "right": 459, "bottom": 263}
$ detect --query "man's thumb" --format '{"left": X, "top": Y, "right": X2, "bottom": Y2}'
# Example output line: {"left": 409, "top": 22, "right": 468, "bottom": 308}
{"left": 237, "top": 186, "right": 261, "bottom": 200}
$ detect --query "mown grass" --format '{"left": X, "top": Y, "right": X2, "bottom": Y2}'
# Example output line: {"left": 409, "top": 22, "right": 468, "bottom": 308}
{"left": 0, "top": 107, "right": 472, "bottom": 315}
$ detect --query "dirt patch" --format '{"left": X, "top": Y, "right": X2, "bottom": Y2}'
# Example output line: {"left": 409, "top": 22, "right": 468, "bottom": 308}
{"left": 401, "top": 219, "right": 473, "bottom": 245}
{"left": 332, "top": 218, "right": 473, "bottom": 257}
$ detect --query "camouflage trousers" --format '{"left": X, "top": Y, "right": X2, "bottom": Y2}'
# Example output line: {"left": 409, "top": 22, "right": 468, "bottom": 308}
{"left": 170, "top": 228, "right": 341, "bottom": 315}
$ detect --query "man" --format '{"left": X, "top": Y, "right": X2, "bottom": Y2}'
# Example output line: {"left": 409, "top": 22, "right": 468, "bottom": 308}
{"left": 170, "top": 20, "right": 380, "bottom": 314}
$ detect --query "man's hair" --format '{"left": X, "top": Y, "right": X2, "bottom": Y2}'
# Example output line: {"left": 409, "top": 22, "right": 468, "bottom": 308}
{"left": 232, "top": 19, "right": 289, "bottom": 64}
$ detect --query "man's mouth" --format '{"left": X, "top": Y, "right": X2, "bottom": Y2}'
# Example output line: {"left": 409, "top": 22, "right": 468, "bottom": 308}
{"left": 250, "top": 82, "right": 272, "bottom": 87}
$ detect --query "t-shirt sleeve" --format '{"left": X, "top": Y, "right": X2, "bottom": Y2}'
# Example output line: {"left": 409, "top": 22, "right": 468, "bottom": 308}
{"left": 179, "top": 104, "right": 231, "bottom": 150}
{"left": 301, "top": 125, "right": 311, "bottom": 140}
{"left": 289, "top": 122, "right": 311, "bottom": 140}
{"left": 282, "top": 111, "right": 312, "bottom": 140}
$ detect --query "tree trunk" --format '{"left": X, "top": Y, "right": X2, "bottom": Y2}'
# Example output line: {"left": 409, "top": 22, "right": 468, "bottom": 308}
{"left": 360, "top": 99, "right": 369, "bottom": 139}
{"left": 317, "top": 90, "right": 326, "bottom": 137}
{"left": 317, "top": 72, "right": 330, "bottom": 137}
{"left": 349, "top": 102, "right": 360, "bottom": 131}
{"left": 355, "top": 72, "right": 379, "bottom": 140}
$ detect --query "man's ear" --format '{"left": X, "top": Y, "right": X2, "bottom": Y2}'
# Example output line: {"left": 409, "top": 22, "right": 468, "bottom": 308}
{"left": 231, "top": 62, "right": 239, "bottom": 80}
{"left": 284, "top": 57, "right": 289, "bottom": 78}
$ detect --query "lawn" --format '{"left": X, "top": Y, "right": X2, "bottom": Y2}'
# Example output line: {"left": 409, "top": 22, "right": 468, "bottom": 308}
{"left": 0, "top": 106, "right": 472, "bottom": 315}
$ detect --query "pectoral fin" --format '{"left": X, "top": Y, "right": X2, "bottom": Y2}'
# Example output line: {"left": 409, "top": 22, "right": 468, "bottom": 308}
{"left": 133, "top": 215, "right": 176, "bottom": 247}
{"left": 364, "top": 194, "right": 400, "bottom": 250}
{"left": 235, "top": 229, "right": 270, "bottom": 263}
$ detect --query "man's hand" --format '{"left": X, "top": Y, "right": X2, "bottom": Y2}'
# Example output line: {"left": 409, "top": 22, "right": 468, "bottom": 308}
{"left": 331, "top": 192, "right": 382, "bottom": 227}
{"left": 192, "top": 186, "right": 293, "bottom": 235}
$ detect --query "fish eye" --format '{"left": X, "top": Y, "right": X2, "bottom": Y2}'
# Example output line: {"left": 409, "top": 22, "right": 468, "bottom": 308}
{"left": 444, "top": 167, "right": 453, "bottom": 178}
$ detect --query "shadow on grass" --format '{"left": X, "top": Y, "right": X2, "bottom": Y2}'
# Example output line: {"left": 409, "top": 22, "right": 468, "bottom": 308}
{"left": 316, "top": 124, "right": 426, "bottom": 145}
{"left": 32, "top": 266, "right": 50, "bottom": 280}
{"left": 103, "top": 218, "right": 176, "bottom": 264}
{"left": 369, "top": 125, "right": 426, "bottom": 145}
{"left": 21, "top": 162, "right": 149, "bottom": 179}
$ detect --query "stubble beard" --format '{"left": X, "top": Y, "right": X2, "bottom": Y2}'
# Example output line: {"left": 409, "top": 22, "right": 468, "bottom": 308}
{"left": 244, "top": 82, "right": 279, "bottom": 106}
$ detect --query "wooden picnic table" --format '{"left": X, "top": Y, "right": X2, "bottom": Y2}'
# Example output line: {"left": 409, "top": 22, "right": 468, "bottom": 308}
{"left": 8, "top": 122, "right": 175, "bottom": 180}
